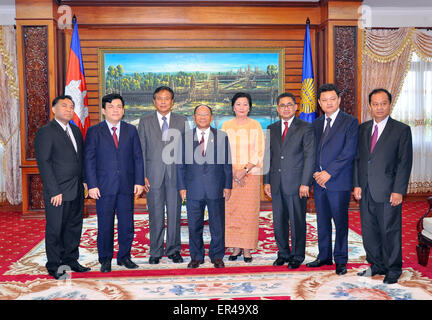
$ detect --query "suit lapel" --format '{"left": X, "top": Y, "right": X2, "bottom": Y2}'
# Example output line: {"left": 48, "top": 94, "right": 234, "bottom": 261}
{"left": 316, "top": 115, "right": 324, "bottom": 145}
{"left": 51, "top": 120, "right": 77, "bottom": 154}
{"left": 363, "top": 120, "right": 373, "bottom": 157}
{"left": 322, "top": 111, "right": 343, "bottom": 147}
{"left": 370, "top": 117, "right": 394, "bottom": 157}
{"left": 151, "top": 111, "right": 163, "bottom": 140}
{"left": 118, "top": 121, "right": 127, "bottom": 149}
{"left": 101, "top": 121, "right": 117, "bottom": 150}
{"left": 282, "top": 117, "right": 297, "bottom": 148}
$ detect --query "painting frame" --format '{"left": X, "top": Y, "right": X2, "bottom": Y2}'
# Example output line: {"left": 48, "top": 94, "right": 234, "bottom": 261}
{"left": 98, "top": 47, "right": 285, "bottom": 129}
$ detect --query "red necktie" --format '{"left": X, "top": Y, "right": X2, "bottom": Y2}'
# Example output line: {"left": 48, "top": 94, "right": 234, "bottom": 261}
{"left": 282, "top": 121, "right": 288, "bottom": 142}
{"left": 112, "top": 127, "right": 119, "bottom": 149}
{"left": 200, "top": 131, "right": 205, "bottom": 156}
{"left": 370, "top": 124, "right": 378, "bottom": 153}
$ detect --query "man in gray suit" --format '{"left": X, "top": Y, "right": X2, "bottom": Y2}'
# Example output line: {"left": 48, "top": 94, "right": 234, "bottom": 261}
{"left": 263, "top": 92, "right": 316, "bottom": 269}
{"left": 138, "top": 86, "right": 189, "bottom": 264}
{"left": 354, "top": 88, "right": 413, "bottom": 284}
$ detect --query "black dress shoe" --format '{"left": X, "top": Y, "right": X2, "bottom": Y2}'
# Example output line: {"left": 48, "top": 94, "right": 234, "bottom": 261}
{"left": 383, "top": 275, "right": 399, "bottom": 284}
{"left": 273, "top": 257, "right": 289, "bottom": 266}
{"left": 211, "top": 258, "right": 225, "bottom": 268}
{"left": 228, "top": 250, "right": 242, "bottom": 261}
{"left": 357, "top": 267, "right": 386, "bottom": 277}
{"left": 68, "top": 262, "right": 91, "bottom": 273}
{"left": 306, "top": 258, "right": 333, "bottom": 268}
{"left": 243, "top": 256, "right": 253, "bottom": 263}
{"left": 336, "top": 264, "right": 347, "bottom": 275}
{"left": 118, "top": 258, "right": 139, "bottom": 269}
{"left": 149, "top": 256, "right": 161, "bottom": 264}
{"left": 48, "top": 269, "right": 67, "bottom": 280}
{"left": 100, "top": 261, "right": 111, "bottom": 273}
{"left": 168, "top": 252, "right": 184, "bottom": 263}
{"left": 187, "top": 260, "right": 204, "bottom": 269}
{"left": 287, "top": 261, "right": 301, "bottom": 269}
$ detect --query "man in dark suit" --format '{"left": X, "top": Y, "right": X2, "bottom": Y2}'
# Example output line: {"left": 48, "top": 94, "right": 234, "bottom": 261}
{"left": 354, "top": 88, "right": 413, "bottom": 284}
{"left": 177, "top": 105, "right": 232, "bottom": 269}
{"left": 263, "top": 92, "right": 315, "bottom": 269}
{"left": 306, "top": 83, "right": 358, "bottom": 275}
{"left": 84, "top": 93, "right": 144, "bottom": 272}
{"left": 34, "top": 95, "right": 91, "bottom": 279}
{"left": 138, "top": 86, "right": 189, "bottom": 264}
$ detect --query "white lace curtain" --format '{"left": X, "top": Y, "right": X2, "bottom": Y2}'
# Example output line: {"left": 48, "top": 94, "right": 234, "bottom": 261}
{"left": 362, "top": 27, "right": 432, "bottom": 193}
{"left": 0, "top": 26, "right": 21, "bottom": 205}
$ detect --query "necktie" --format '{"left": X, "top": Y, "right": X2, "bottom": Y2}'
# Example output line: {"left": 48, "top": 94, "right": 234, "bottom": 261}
{"left": 370, "top": 124, "right": 378, "bottom": 153}
{"left": 112, "top": 127, "right": 119, "bottom": 149}
{"left": 319, "top": 117, "right": 332, "bottom": 169}
{"left": 161, "top": 116, "right": 168, "bottom": 141}
{"left": 65, "top": 127, "right": 77, "bottom": 152}
{"left": 200, "top": 131, "right": 205, "bottom": 156}
{"left": 282, "top": 121, "right": 288, "bottom": 142}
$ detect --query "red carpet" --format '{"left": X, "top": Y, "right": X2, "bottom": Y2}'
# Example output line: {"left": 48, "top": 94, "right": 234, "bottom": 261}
{"left": 0, "top": 200, "right": 430, "bottom": 279}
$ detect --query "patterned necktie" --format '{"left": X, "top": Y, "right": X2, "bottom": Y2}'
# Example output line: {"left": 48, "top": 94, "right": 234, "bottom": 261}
{"left": 200, "top": 131, "right": 205, "bottom": 156}
{"left": 282, "top": 121, "right": 288, "bottom": 142}
{"left": 112, "top": 127, "right": 119, "bottom": 149}
{"left": 161, "top": 116, "right": 168, "bottom": 141}
{"left": 370, "top": 124, "right": 378, "bottom": 153}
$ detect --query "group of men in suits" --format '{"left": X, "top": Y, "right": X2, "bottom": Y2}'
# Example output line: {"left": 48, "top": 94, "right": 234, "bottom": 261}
{"left": 264, "top": 83, "right": 412, "bottom": 285}
{"left": 35, "top": 83, "right": 412, "bottom": 284}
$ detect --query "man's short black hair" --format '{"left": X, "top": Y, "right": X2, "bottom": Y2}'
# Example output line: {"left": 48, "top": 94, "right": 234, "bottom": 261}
{"left": 369, "top": 88, "right": 392, "bottom": 105}
{"left": 52, "top": 95, "right": 74, "bottom": 107}
{"left": 194, "top": 104, "right": 213, "bottom": 115}
{"left": 317, "top": 83, "right": 341, "bottom": 100}
{"left": 153, "top": 86, "right": 175, "bottom": 100}
{"left": 102, "top": 93, "right": 124, "bottom": 109}
{"left": 276, "top": 92, "right": 296, "bottom": 105}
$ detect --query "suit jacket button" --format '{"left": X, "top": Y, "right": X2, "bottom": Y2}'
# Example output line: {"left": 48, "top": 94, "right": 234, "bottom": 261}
{"left": 278, "top": 169, "right": 281, "bottom": 172}
{"left": 281, "top": 156, "right": 284, "bottom": 160}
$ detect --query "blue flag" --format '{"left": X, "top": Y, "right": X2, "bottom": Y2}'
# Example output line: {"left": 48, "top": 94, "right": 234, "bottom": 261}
{"left": 299, "top": 22, "right": 316, "bottom": 123}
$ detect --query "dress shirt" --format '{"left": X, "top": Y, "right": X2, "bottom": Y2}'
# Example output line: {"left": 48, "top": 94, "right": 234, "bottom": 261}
{"left": 196, "top": 127, "right": 211, "bottom": 152}
{"left": 55, "top": 119, "right": 77, "bottom": 152}
{"left": 157, "top": 111, "right": 171, "bottom": 130}
{"left": 372, "top": 115, "right": 389, "bottom": 141}
{"left": 280, "top": 116, "right": 295, "bottom": 136}
{"left": 106, "top": 120, "right": 121, "bottom": 139}
{"left": 323, "top": 108, "right": 340, "bottom": 132}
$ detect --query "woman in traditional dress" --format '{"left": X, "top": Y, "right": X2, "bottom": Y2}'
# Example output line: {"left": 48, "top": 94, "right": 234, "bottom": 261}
{"left": 222, "top": 92, "right": 264, "bottom": 263}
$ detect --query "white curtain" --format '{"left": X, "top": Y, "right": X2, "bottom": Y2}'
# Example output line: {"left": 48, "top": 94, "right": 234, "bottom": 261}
{"left": 0, "top": 26, "right": 21, "bottom": 204}
{"left": 392, "top": 51, "right": 432, "bottom": 193}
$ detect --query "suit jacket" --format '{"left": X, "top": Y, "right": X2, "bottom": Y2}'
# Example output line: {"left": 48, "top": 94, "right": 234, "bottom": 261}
{"left": 353, "top": 117, "right": 413, "bottom": 203}
{"left": 177, "top": 127, "right": 232, "bottom": 200}
{"left": 263, "top": 117, "right": 316, "bottom": 195}
{"left": 84, "top": 120, "right": 144, "bottom": 196}
{"left": 138, "top": 111, "right": 189, "bottom": 189}
{"left": 34, "top": 120, "right": 84, "bottom": 201}
{"left": 312, "top": 110, "right": 358, "bottom": 191}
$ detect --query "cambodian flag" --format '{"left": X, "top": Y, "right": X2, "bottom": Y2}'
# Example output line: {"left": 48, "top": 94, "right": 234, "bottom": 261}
{"left": 299, "top": 21, "right": 317, "bottom": 123}
{"left": 65, "top": 21, "right": 89, "bottom": 139}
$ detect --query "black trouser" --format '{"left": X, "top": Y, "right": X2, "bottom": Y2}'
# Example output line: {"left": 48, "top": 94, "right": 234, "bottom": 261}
{"left": 44, "top": 193, "right": 84, "bottom": 273}
{"left": 360, "top": 185, "right": 403, "bottom": 278}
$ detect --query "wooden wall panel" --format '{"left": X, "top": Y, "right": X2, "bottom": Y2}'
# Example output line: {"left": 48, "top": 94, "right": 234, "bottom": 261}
{"left": 73, "top": 26, "right": 315, "bottom": 124}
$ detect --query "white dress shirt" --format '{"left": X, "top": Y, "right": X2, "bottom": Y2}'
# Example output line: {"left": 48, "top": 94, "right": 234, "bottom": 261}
{"left": 280, "top": 116, "right": 295, "bottom": 136}
{"left": 196, "top": 127, "right": 211, "bottom": 152}
{"left": 372, "top": 115, "right": 389, "bottom": 141}
{"left": 55, "top": 119, "right": 77, "bottom": 152}
{"left": 323, "top": 108, "right": 340, "bottom": 132}
{"left": 106, "top": 120, "right": 121, "bottom": 139}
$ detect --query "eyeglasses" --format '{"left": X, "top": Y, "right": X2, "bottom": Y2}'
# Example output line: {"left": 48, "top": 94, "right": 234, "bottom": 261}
{"left": 278, "top": 103, "right": 296, "bottom": 109}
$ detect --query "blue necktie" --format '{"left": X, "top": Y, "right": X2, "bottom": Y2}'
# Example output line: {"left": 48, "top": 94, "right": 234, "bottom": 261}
{"left": 162, "top": 116, "right": 168, "bottom": 141}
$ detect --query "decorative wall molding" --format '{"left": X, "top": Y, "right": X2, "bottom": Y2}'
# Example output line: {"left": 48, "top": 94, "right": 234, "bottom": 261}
{"left": 334, "top": 25, "right": 357, "bottom": 116}
{"left": 22, "top": 25, "right": 51, "bottom": 161}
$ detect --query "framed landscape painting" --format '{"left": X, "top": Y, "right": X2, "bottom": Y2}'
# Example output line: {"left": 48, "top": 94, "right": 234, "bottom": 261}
{"left": 99, "top": 48, "right": 284, "bottom": 129}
